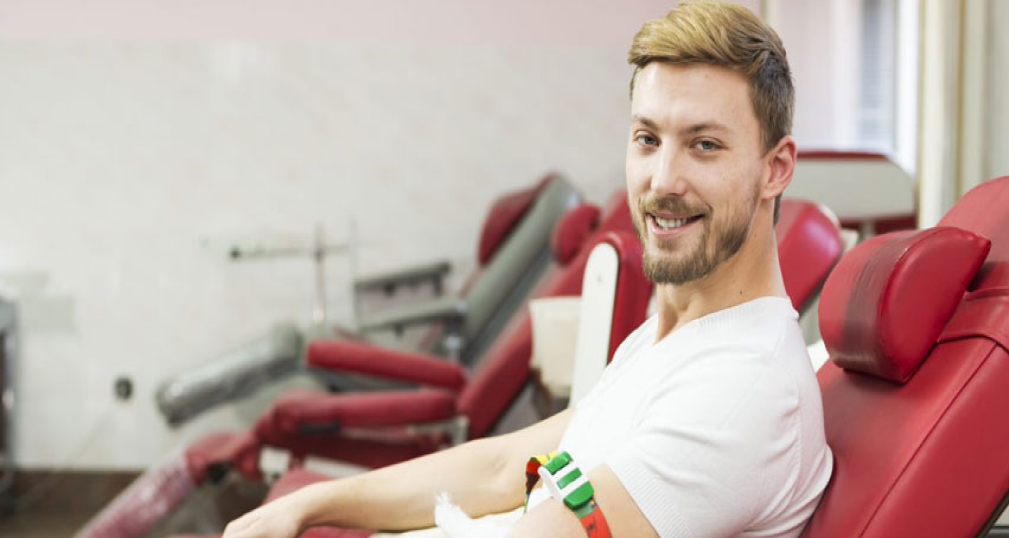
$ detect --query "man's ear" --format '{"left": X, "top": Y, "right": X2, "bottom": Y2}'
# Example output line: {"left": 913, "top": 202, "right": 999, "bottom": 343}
{"left": 763, "top": 135, "right": 797, "bottom": 201}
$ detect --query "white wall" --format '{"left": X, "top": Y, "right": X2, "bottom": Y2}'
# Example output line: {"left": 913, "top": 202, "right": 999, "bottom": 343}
{"left": 5, "top": 1, "right": 779, "bottom": 469}
{"left": 987, "top": 0, "right": 1009, "bottom": 181}
{"left": 768, "top": 0, "right": 864, "bottom": 150}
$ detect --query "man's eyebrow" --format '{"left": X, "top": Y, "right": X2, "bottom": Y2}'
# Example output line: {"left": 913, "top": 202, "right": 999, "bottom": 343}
{"left": 679, "top": 122, "right": 732, "bottom": 135}
{"left": 630, "top": 114, "right": 660, "bottom": 130}
{"left": 630, "top": 116, "right": 732, "bottom": 136}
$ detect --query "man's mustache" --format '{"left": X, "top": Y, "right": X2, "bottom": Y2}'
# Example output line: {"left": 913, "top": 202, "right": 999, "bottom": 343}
{"left": 638, "top": 196, "right": 709, "bottom": 217}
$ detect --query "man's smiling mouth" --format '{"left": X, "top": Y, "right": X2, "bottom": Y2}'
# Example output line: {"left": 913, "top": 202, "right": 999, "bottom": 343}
{"left": 649, "top": 213, "right": 704, "bottom": 231}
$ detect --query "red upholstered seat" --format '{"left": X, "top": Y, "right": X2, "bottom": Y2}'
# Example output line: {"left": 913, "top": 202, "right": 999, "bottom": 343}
{"left": 776, "top": 199, "right": 844, "bottom": 310}
{"left": 457, "top": 198, "right": 642, "bottom": 439}
{"left": 357, "top": 173, "right": 582, "bottom": 370}
{"left": 803, "top": 176, "right": 1009, "bottom": 538}
{"left": 264, "top": 389, "right": 457, "bottom": 434}
{"left": 477, "top": 174, "right": 557, "bottom": 265}
{"left": 551, "top": 202, "right": 602, "bottom": 265}
{"left": 220, "top": 195, "right": 842, "bottom": 474}
{"left": 306, "top": 341, "right": 468, "bottom": 391}
{"left": 257, "top": 424, "right": 444, "bottom": 470}
{"left": 255, "top": 196, "right": 649, "bottom": 467}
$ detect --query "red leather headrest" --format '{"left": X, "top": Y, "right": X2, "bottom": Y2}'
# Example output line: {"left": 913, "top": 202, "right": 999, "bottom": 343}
{"left": 818, "top": 226, "right": 990, "bottom": 383}
{"left": 551, "top": 203, "right": 602, "bottom": 265}
{"left": 477, "top": 175, "right": 555, "bottom": 266}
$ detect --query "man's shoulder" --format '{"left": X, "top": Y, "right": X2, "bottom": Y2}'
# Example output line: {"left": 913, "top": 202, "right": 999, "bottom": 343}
{"left": 699, "top": 296, "right": 801, "bottom": 359}
{"left": 650, "top": 299, "right": 809, "bottom": 396}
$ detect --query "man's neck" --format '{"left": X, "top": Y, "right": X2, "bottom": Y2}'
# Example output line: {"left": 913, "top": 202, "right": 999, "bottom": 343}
{"left": 653, "top": 222, "right": 787, "bottom": 341}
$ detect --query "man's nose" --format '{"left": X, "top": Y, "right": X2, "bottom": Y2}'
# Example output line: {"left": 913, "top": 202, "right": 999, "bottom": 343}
{"left": 650, "top": 147, "right": 690, "bottom": 196}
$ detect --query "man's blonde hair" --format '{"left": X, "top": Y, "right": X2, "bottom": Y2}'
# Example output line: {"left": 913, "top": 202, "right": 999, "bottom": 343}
{"left": 628, "top": 1, "right": 794, "bottom": 154}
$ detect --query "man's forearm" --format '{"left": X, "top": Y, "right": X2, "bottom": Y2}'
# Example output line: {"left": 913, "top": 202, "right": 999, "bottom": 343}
{"left": 295, "top": 435, "right": 526, "bottom": 532}
{"left": 246, "top": 409, "right": 571, "bottom": 536}
{"left": 292, "top": 408, "right": 574, "bottom": 533}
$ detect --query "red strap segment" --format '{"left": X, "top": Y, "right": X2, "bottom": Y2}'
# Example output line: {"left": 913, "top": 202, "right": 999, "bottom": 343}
{"left": 579, "top": 501, "right": 613, "bottom": 538}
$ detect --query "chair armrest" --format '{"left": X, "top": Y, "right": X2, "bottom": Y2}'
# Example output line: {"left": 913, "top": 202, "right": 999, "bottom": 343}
{"left": 267, "top": 389, "right": 457, "bottom": 434}
{"left": 306, "top": 339, "right": 467, "bottom": 390}
{"left": 185, "top": 431, "right": 259, "bottom": 483}
{"left": 354, "top": 260, "right": 452, "bottom": 296}
{"left": 357, "top": 296, "right": 467, "bottom": 334}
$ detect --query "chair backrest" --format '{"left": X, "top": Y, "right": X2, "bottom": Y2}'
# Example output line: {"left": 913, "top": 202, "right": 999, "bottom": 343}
{"left": 454, "top": 174, "right": 582, "bottom": 364}
{"left": 476, "top": 174, "right": 558, "bottom": 266}
{"left": 569, "top": 232, "right": 651, "bottom": 404}
{"left": 776, "top": 198, "right": 844, "bottom": 311}
{"left": 802, "top": 176, "right": 1009, "bottom": 538}
{"left": 458, "top": 193, "right": 640, "bottom": 438}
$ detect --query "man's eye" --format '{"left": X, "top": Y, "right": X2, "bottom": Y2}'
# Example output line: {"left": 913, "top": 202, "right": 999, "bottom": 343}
{"left": 635, "top": 134, "right": 658, "bottom": 147}
{"left": 694, "top": 140, "right": 720, "bottom": 152}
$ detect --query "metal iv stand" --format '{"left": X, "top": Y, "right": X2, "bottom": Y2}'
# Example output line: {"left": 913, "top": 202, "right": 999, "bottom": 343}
{"left": 154, "top": 223, "right": 357, "bottom": 426}
{"left": 228, "top": 222, "right": 355, "bottom": 328}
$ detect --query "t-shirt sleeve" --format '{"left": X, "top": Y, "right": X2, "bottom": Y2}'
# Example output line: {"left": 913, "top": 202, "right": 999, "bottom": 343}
{"left": 606, "top": 350, "right": 801, "bottom": 538}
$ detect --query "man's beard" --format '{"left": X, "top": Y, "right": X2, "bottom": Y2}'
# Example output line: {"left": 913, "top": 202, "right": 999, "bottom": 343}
{"left": 634, "top": 185, "right": 759, "bottom": 285}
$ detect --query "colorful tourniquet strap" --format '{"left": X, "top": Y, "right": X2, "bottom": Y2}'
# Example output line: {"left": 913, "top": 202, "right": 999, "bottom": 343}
{"left": 524, "top": 451, "right": 613, "bottom": 538}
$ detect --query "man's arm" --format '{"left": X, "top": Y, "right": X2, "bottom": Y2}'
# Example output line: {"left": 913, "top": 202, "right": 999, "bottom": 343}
{"left": 509, "top": 464, "right": 659, "bottom": 538}
{"left": 222, "top": 408, "right": 573, "bottom": 538}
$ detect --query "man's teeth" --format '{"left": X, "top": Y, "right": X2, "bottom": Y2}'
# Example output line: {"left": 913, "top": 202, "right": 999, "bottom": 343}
{"left": 654, "top": 216, "right": 692, "bottom": 230}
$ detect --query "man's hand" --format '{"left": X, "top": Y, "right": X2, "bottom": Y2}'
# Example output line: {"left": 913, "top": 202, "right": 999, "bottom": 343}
{"left": 222, "top": 488, "right": 309, "bottom": 538}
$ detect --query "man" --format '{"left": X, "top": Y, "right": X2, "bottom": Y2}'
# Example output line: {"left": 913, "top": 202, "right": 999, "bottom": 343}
{"left": 223, "top": 3, "right": 832, "bottom": 537}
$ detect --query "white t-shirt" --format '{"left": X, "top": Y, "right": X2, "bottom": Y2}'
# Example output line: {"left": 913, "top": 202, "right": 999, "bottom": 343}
{"left": 527, "top": 296, "right": 833, "bottom": 538}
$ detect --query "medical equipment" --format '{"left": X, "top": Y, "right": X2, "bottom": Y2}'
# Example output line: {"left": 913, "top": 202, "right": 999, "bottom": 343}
{"left": 527, "top": 451, "right": 612, "bottom": 538}
{"left": 154, "top": 175, "right": 582, "bottom": 426}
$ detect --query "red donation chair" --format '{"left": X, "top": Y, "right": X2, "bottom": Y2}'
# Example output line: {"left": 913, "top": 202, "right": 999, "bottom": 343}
{"left": 803, "top": 175, "right": 1009, "bottom": 537}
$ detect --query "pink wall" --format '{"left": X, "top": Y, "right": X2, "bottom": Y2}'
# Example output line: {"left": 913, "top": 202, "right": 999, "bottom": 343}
{"left": 0, "top": 1, "right": 763, "bottom": 43}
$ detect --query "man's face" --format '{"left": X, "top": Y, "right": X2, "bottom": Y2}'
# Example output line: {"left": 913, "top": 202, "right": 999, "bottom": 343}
{"left": 626, "top": 62, "right": 766, "bottom": 285}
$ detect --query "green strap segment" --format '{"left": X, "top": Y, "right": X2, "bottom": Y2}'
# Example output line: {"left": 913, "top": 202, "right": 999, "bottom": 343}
{"left": 544, "top": 451, "right": 573, "bottom": 474}
{"left": 564, "top": 482, "right": 595, "bottom": 511}
{"left": 557, "top": 468, "right": 583, "bottom": 489}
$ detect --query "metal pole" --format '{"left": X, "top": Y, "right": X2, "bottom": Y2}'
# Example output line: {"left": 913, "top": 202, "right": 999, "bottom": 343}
{"left": 312, "top": 223, "right": 328, "bottom": 326}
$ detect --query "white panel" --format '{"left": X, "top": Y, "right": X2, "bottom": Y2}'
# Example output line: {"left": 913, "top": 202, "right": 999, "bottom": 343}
{"left": 790, "top": 158, "right": 914, "bottom": 220}
{"left": 570, "top": 244, "right": 618, "bottom": 405}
